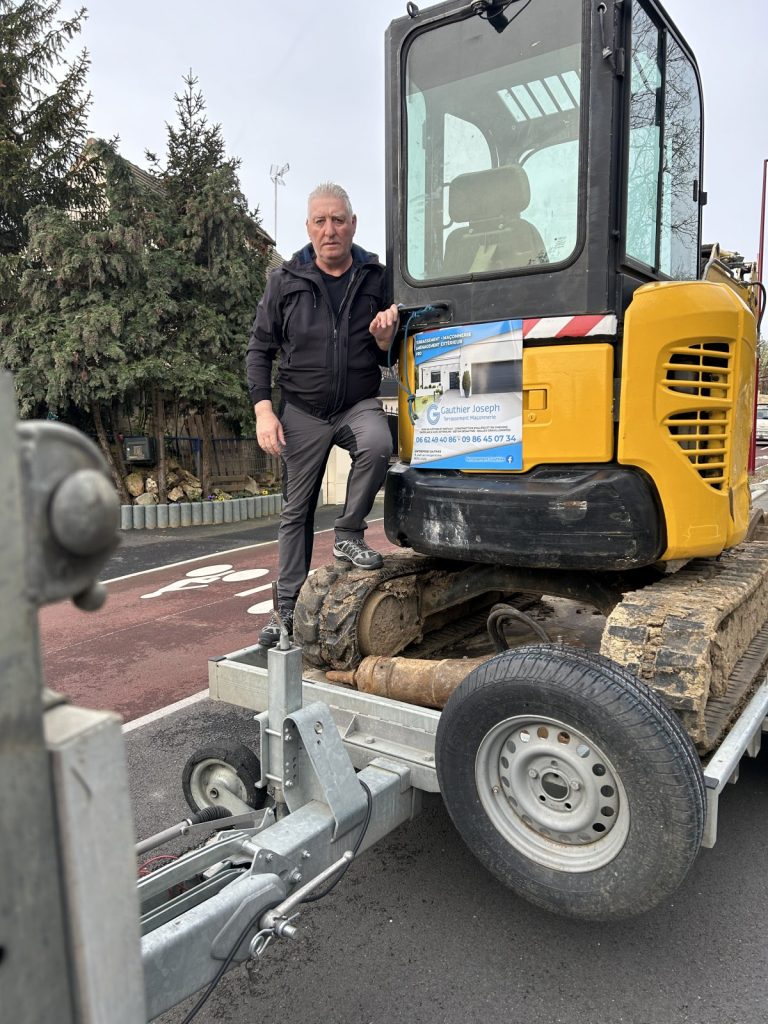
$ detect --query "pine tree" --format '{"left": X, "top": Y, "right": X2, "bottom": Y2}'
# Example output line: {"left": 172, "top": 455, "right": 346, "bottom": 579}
{"left": 146, "top": 73, "right": 267, "bottom": 496}
{"left": 0, "top": 1, "right": 97, "bottom": 256}
{"left": 0, "top": 0, "right": 101, "bottom": 385}
{"left": 6, "top": 141, "right": 166, "bottom": 500}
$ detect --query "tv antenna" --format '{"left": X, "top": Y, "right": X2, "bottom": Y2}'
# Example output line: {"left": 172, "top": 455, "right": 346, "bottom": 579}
{"left": 269, "top": 162, "right": 290, "bottom": 245}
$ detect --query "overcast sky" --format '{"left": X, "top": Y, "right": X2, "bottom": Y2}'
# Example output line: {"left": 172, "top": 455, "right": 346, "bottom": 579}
{"left": 76, "top": 0, "right": 767, "bottom": 264}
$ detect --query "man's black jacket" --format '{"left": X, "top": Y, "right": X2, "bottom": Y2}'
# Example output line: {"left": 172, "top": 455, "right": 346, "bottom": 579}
{"left": 246, "top": 243, "right": 392, "bottom": 420}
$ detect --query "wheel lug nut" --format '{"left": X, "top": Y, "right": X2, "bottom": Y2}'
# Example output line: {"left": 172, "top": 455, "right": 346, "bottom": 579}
{"left": 571, "top": 780, "right": 581, "bottom": 791}
{"left": 528, "top": 768, "right": 538, "bottom": 779}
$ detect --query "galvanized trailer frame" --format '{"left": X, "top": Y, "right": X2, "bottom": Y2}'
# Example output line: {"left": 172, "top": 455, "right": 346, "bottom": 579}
{"left": 209, "top": 643, "right": 768, "bottom": 851}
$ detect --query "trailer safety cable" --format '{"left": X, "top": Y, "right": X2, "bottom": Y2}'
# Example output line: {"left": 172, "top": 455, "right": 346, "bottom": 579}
{"left": 137, "top": 853, "right": 178, "bottom": 877}
{"left": 388, "top": 305, "right": 439, "bottom": 423}
{"left": 180, "top": 910, "right": 266, "bottom": 1024}
{"left": 180, "top": 780, "right": 373, "bottom": 1024}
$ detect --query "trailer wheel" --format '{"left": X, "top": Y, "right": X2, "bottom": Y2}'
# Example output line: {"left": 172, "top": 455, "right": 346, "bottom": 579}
{"left": 435, "top": 645, "right": 705, "bottom": 920}
{"left": 182, "top": 742, "right": 266, "bottom": 815}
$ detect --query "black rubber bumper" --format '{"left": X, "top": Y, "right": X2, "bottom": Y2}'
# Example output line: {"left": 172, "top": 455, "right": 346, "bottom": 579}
{"left": 384, "top": 462, "right": 665, "bottom": 571}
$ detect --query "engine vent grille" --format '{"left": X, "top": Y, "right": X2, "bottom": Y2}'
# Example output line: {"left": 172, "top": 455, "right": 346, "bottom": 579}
{"left": 662, "top": 342, "right": 732, "bottom": 490}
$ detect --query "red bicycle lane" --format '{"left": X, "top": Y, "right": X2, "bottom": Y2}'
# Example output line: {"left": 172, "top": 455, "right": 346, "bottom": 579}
{"left": 38, "top": 521, "right": 397, "bottom": 722}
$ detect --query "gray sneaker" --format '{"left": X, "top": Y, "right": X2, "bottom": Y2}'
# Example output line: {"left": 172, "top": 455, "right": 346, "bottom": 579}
{"left": 333, "top": 537, "right": 384, "bottom": 570}
{"left": 259, "top": 606, "right": 294, "bottom": 649}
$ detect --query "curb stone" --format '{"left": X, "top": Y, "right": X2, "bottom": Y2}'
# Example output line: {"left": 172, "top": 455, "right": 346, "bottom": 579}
{"left": 119, "top": 494, "right": 286, "bottom": 530}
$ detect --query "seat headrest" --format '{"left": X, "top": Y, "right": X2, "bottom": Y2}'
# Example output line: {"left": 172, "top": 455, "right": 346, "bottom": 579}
{"left": 448, "top": 165, "right": 531, "bottom": 224}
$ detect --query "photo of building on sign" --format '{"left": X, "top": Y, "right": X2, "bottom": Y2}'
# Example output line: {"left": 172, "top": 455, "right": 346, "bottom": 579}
{"left": 411, "top": 319, "right": 523, "bottom": 470}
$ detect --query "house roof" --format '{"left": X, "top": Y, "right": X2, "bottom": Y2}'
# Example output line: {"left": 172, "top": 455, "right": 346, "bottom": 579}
{"left": 122, "top": 157, "right": 165, "bottom": 197}
{"left": 80, "top": 138, "right": 283, "bottom": 264}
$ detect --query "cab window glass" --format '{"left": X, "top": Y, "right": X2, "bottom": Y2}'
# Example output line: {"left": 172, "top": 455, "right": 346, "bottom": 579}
{"left": 523, "top": 138, "right": 579, "bottom": 264}
{"left": 660, "top": 37, "right": 701, "bottom": 279}
{"left": 626, "top": 5, "right": 701, "bottom": 278}
{"left": 405, "top": 0, "right": 583, "bottom": 282}
{"left": 442, "top": 113, "right": 492, "bottom": 248}
{"left": 625, "top": 8, "right": 661, "bottom": 268}
{"left": 406, "top": 89, "right": 427, "bottom": 279}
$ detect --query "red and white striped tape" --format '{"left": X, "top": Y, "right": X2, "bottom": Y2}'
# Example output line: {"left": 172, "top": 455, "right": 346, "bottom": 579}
{"left": 522, "top": 314, "right": 617, "bottom": 339}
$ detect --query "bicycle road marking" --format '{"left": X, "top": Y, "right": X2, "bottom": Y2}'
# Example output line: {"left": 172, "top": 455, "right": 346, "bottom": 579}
{"left": 102, "top": 517, "right": 384, "bottom": 584}
{"left": 139, "top": 566, "right": 269, "bottom": 600}
{"left": 103, "top": 538, "right": 279, "bottom": 584}
{"left": 46, "top": 517, "right": 389, "bottom": 724}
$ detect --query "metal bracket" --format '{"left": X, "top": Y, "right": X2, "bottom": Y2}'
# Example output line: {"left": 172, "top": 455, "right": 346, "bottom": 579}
{"left": 249, "top": 845, "right": 293, "bottom": 880}
{"left": 209, "top": 874, "right": 286, "bottom": 961}
{"left": 138, "top": 822, "right": 274, "bottom": 909}
{"left": 255, "top": 710, "right": 270, "bottom": 788}
{"left": 284, "top": 701, "right": 369, "bottom": 840}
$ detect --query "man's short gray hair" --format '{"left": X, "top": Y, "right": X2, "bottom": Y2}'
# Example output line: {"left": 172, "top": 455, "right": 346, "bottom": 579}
{"left": 307, "top": 182, "right": 354, "bottom": 218}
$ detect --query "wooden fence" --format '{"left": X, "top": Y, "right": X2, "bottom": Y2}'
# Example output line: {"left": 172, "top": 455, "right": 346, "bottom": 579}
{"left": 165, "top": 436, "right": 281, "bottom": 492}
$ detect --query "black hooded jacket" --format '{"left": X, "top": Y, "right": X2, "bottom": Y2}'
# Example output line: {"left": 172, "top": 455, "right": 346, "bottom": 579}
{"left": 246, "top": 242, "right": 391, "bottom": 420}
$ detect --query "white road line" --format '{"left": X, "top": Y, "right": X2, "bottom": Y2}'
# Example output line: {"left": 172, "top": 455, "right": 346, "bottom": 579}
{"left": 104, "top": 538, "right": 277, "bottom": 584}
{"left": 122, "top": 689, "right": 209, "bottom": 733}
{"left": 103, "top": 517, "right": 384, "bottom": 584}
{"left": 235, "top": 582, "right": 273, "bottom": 598}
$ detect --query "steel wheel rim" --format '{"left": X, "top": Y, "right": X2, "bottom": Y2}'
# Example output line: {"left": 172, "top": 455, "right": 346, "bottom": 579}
{"left": 188, "top": 757, "right": 250, "bottom": 813}
{"left": 475, "top": 714, "right": 630, "bottom": 872}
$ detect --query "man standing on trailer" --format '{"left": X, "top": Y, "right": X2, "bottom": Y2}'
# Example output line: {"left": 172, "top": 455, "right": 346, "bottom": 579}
{"left": 246, "top": 182, "right": 399, "bottom": 648}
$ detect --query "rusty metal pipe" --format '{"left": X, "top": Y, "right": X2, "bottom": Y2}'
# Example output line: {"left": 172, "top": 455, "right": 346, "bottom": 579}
{"left": 326, "top": 654, "right": 493, "bottom": 709}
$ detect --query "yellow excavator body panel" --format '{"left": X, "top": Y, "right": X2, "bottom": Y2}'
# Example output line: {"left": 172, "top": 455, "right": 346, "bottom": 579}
{"left": 618, "top": 280, "right": 756, "bottom": 560}
{"left": 398, "top": 340, "right": 614, "bottom": 470}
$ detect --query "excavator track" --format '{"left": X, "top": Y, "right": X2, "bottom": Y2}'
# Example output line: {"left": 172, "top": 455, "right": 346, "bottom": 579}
{"left": 294, "top": 553, "right": 440, "bottom": 669}
{"left": 295, "top": 552, "right": 623, "bottom": 671}
{"left": 601, "top": 531, "right": 768, "bottom": 752}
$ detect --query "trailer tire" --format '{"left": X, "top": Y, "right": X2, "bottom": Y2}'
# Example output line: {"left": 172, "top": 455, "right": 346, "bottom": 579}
{"left": 182, "top": 742, "right": 266, "bottom": 815}
{"left": 435, "top": 645, "right": 705, "bottom": 920}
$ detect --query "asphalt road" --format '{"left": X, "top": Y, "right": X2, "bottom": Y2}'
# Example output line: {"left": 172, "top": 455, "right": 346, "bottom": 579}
{"left": 46, "top": 494, "right": 768, "bottom": 1023}
{"left": 38, "top": 500, "right": 397, "bottom": 721}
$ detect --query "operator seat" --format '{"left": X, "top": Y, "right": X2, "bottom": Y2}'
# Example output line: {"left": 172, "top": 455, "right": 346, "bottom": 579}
{"left": 443, "top": 164, "right": 548, "bottom": 276}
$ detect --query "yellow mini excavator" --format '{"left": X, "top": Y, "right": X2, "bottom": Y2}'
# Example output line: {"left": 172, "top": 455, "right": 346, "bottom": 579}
{"left": 294, "top": 0, "right": 767, "bottom": 919}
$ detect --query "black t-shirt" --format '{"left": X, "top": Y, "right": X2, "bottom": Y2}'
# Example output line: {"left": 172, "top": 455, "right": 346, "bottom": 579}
{"left": 317, "top": 264, "right": 353, "bottom": 319}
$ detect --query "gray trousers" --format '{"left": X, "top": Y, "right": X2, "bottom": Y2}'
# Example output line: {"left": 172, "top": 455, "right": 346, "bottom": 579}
{"left": 277, "top": 397, "right": 392, "bottom": 607}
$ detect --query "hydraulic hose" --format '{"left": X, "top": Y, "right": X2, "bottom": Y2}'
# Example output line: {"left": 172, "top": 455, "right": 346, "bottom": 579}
{"left": 487, "top": 602, "right": 551, "bottom": 652}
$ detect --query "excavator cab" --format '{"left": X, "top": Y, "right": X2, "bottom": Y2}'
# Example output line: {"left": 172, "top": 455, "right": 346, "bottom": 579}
{"left": 383, "top": 0, "right": 760, "bottom": 570}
